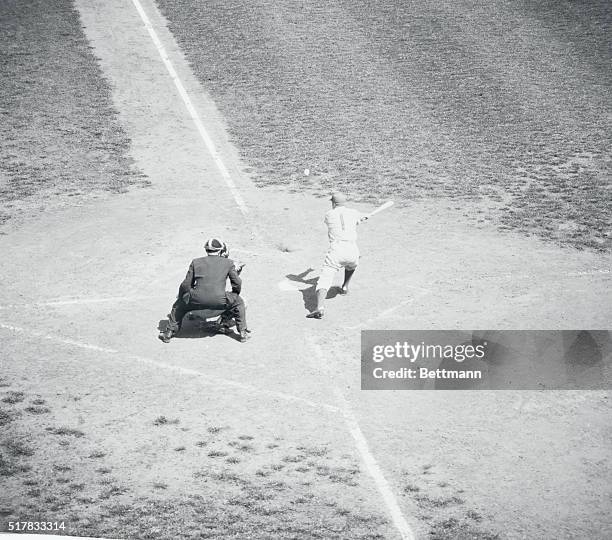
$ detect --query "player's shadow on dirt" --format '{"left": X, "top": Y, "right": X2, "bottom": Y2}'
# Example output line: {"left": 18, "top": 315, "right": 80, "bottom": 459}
{"left": 286, "top": 268, "right": 342, "bottom": 312}
{"left": 157, "top": 319, "right": 241, "bottom": 341}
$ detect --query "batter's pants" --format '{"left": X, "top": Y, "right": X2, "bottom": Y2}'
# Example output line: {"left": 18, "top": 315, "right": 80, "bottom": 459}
{"left": 316, "top": 241, "right": 360, "bottom": 291}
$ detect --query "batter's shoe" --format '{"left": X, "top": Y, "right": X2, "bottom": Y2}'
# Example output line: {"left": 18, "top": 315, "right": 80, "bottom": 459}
{"left": 339, "top": 286, "right": 349, "bottom": 295}
{"left": 239, "top": 330, "right": 251, "bottom": 343}
{"left": 306, "top": 309, "right": 324, "bottom": 319}
{"left": 158, "top": 329, "right": 175, "bottom": 343}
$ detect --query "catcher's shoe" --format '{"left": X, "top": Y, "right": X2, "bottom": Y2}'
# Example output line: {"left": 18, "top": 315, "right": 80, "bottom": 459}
{"left": 306, "top": 309, "right": 324, "bottom": 319}
{"left": 217, "top": 323, "right": 231, "bottom": 335}
{"left": 219, "top": 314, "right": 236, "bottom": 328}
{"left": 158, "top": 329, "right": 175, "bottom": 343}
{"left": 339, "top": 286, "right": 349, "bottom": 295}
{"left": 239, "top": 329, "right": 251, "bottom": 343}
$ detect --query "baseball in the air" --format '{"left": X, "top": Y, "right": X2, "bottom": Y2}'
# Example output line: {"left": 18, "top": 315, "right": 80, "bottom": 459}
{"left": 304, "top": 168, "right": 310, "bottom": 176}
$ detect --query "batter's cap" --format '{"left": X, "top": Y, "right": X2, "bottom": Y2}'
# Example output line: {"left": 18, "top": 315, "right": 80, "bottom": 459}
{"left": 330, "top": 192, "right": 347, "bottom": 204}
{"left": 205, "top": 237, "right": 225, "bottom": 253}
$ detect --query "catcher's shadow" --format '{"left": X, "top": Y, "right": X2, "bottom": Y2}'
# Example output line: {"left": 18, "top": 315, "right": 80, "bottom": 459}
{"left": 286, "top": 268, "right": 341, "bottom": 313}
{"left": 157, "top": 318, "right": 242, "bottom": 341}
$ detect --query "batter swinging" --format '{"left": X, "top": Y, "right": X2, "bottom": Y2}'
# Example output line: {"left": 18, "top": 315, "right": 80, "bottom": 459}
{"left": 307, "top": 192, "right": 369, "bottom": 319}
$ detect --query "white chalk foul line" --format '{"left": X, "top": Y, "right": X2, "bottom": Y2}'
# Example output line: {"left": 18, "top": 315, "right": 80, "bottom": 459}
{"left": 0, "top": 322, "right": 339, "bottom": 414}
{"left": 130, "top": 0, "right": 248, "bottom": 216}
{"left": 307, "top": 336, "right": 415, "bottom": 540}
{"left": 0, "top": 295, "right": 168, "bottom": 310}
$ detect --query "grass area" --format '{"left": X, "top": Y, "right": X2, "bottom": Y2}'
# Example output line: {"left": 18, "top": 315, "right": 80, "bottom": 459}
{"left": 400, "top": 470, "right": 500, "bottom": 538}
{"left": 156, "top": 0, "right": 610, "bottom": 250}
{"left": 1, "top": 383, "right": 390, "bottom": 538}
{"left": 0, "top": 0, "right": 148, "bottom": 227}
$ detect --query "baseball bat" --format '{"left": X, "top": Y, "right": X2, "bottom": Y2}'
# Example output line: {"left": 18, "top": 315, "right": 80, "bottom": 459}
{"left": 366, "top": 200, "right": 394, "bottom": 219}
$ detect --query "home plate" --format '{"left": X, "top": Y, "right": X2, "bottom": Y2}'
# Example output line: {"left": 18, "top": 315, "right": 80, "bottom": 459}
{"left": 277, "top": 279, "right": 311, "bottom": 291}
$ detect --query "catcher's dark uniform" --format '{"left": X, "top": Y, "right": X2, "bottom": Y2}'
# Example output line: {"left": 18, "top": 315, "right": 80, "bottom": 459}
{"left": 166, "top": 255, "right": 246, "bottom": 333}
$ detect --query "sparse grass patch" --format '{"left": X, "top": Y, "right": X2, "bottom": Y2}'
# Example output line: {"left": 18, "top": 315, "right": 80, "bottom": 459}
{"left": 2, "top": 392, "right": 25, "bottom": 404}
{"left": 24, "top": 405, "right": 51, "bottom": 415}
{"left": 174, "top": 446, "right": 186, "bottom": 452}
{"left": 3, "top": 437, "right": 35, "bottom": 457}
{"left": 226, "top": 456, "right": 240, "bottom": 464}
{"left": 153, "top": 482, "right": 168, "bottom": 490}
{"left": 0, "top": 453, "right": 18, "bottom": 477}
{"left": 296, "top": 445, "right": 329, "bottom": 457}
{"left": 207, "top": 450, "right": 228, "bottom": 458}
{"left": 316, "top": 464, "right": 360, "bottom": 485}
{"left": 282, "top": 454, "right": 305, "bottom": 463}
{"left": 61, "top": 482, "right": 390, "bottom": 538}
{"left": 95, "top": 467, "right": 111, "bottom": 475}
{"left": 414, "top": 494, "right": 465, "bottom": 508}
{"left": 467, "top": 510, "right": 483, "bottom": 522}
{"left": 404, "top": 483, "right": 420, "bottom": 493}
{"left": 88, "top": 451, "right": 106, "bottom": 459}
{"left": 206, "top": 426, "right": 223, "bottom": 434}
{"left": 429, "top": 517, "right": 500, "bottom": 540}
{"left": 153, "top": 416, "right": 179, "bottom": 426}
{"left": 0, "top": 408, "right": 13, "bottom": 426}
{"left": 248, "top": 490, "right": 274, "bottom": 502}
{"left": 99, "top": 485, "right": 127, "bottom": 500}
{"left": 53, "top": 464, "right": 71, "bottom": 472}
{"left": 228, "top": 441, "right": 253, "bottom": 452}
{"left": 227, "top": 497, "right": 253, "bottom": 508}
{"left": 106, "top": 503, "right": 132, "bottom": 518}
{"left": 46, "top": 426, "right": 85, "bottom": 438}
{"left": 258, "top": 506, "right": 285, "bottom": 516}
{"left": 208, "top": 471, "right": 247, "bottom": 484}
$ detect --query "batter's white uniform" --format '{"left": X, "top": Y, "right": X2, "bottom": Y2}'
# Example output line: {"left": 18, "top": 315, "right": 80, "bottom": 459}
{"left": 317, "top": 206, "right": 366, "bottom": 291}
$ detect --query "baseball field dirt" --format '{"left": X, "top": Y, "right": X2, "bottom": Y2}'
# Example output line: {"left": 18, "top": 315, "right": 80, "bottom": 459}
{"left": 0, "top": 1, "right": 610, "bottom": 539}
